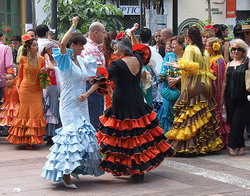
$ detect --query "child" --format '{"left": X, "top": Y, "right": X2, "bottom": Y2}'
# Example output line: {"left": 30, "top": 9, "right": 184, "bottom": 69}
{"left": 0, "top": 69, "right": 19, "bottom": 135}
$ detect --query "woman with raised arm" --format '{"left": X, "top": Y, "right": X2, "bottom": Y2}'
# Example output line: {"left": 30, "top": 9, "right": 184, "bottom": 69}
{"left": 41, "top": 17, "right": 104, "bottom": 189}
{"left": 80, "top": 35, "right": 175, "bottom": 182}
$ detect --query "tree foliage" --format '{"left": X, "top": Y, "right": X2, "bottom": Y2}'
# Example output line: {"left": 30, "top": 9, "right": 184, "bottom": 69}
{"left": 40, "top": 0, "right": 123, "bottom": 37}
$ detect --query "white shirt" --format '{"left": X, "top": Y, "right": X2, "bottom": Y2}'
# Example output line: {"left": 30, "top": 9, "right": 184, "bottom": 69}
{"left": 37, "top": 38, "right": 51, "bottom": 55}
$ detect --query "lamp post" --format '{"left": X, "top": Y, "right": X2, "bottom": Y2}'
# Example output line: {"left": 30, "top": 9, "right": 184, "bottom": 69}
{"left": 173, "top": 0, "right": 178, "bottom": 35}
{"left": 51, "top": 0, "right": 58, "bottom": 39}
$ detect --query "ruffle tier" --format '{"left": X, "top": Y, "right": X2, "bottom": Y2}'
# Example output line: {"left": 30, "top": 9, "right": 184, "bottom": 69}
{"left": 6, "top": 118, "right": 46, "bottom": 145}
{"left": 41, "top": 118, "right": 104, "bottom": 182}
{"left": 0, "top": 102, "right": 19, "bottom": 126}
{"left": 98, "top": 107, "right": 175, "bottom": 175}
{"left": 166, "top": 94, "right": 223, "bottom": 154}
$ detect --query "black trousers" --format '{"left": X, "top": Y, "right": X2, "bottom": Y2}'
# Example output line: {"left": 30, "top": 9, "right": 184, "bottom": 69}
{"left": 225, "top": 96, "right": 250, "bottom": 148}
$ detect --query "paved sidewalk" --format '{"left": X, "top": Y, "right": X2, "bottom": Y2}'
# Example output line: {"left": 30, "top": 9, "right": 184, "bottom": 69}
{"left": 1, "top": 137, "right": 250, "bottom": 196}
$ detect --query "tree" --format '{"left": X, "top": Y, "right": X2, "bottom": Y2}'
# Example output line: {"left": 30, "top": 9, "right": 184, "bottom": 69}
{"left": 40, "top": 0, "right": 123, "bottom": 37}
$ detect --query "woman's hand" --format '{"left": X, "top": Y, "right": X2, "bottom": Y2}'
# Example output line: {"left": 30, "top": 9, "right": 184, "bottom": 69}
{"left": 41, "top": 67, "right": 47, "bottom": 74}
{"left": 168, "top": 77, "right": 179, "bottom": 87}
{"left": 72, "top": 16, "right": 80, "bottom": 27}
{"left": 79, "top": 93, "right": 88, "bottom": 102}
{"left": 131, "top": 23, "right": 139, "bottom": 33}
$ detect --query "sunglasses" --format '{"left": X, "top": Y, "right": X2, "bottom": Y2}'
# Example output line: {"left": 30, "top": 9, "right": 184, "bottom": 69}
{"left": 231, "top": 47, "right": 244, "bottom": 52}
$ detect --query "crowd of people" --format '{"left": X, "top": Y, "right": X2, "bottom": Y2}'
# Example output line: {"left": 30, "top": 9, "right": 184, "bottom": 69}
{"left": 0, "top": 16, "right": 250, "bottom": 189}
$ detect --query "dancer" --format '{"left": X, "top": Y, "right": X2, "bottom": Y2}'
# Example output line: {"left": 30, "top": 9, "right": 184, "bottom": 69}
{"left": 41, "top": 42, "right": 61, "bottom": 145}
{"left": 0, "top": 69, "right": 19, "bottom": 135}
{"left": 80, "top": 36, "right": 175, "bottom": 181}
{"left": 6, "top": 34, "right": 47, "bottom": 149}
{"left": 206, "top": 37, "right": 230, "bottom": 146}
{"left": 166, "top": 26, "right": 223, "bottom": 154}
{"left": 41, "top": 17, "right": 104, "bottom": 189}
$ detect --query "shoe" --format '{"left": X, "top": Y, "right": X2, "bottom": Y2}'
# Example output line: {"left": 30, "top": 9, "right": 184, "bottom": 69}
{"left": 62, "top": 179, "right": 77, "bottom": 189}
{"left": 227, "top": 147, "right": 237, "bottom": 156}
{"left": 237, "top": 147, "right": 245, "bottom": 156}
{"left": 130, "top": 173, "right": 144, "bottom": 182}
{"left": 24, "top": 144, "right": 33, "bottom": 150}
{"left": 71, "top": 172, "right": 80, "bottom": 180}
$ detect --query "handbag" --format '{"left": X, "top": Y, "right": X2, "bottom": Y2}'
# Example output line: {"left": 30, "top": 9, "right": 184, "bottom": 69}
{"left": 161, "top": 86, "right": 180, "bottom": 102}
{"left": 246, "top": 70, "right": 250, "bottom": 92}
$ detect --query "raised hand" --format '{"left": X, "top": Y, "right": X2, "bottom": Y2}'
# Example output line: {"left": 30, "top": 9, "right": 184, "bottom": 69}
{"left": 131, "top": 23, "right": 139, "bottom": 32}
{"left": 72, "top": 16, "right": 80, "bottom": 27}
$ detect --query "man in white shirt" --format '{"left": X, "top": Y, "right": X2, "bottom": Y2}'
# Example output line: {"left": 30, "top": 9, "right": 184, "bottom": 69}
{"left": 36, "top": 24, "right": 51, "bottom": 55}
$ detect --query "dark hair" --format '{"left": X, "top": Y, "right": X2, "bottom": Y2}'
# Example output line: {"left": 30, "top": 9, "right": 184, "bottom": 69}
{"left": 103, "top": 34, "right": 114, "bottom": 62}
{"left": 233, "top": 24, "right": 242, "bottom": 38}
{"left": 108, "top": 30, "right": 117, "bottom": 40}
{"left": 67, "top": 32, "right": 86, "bottom": 48}
{"left": 140, "top": 28, "right": 152, "bottom": 43}
{"left": 22, "top": 38, "right": 36, "bottom": 56}
{"left": 187, "top": 26, "right": 205, "bottom": 54}
{"left": 26, "top": 29, "right": 37, "bottom": 36}
{"left": 213, "top": 24, "right": 228, "bottom": 39}
{"left": 36, "top": 24, "right": 49, "bottom": 38}
{"left": 0, "top": 33, "right": 3, "bottom": 37}
{"left": 10, "top": 35, "right": 22, "bottom": 42}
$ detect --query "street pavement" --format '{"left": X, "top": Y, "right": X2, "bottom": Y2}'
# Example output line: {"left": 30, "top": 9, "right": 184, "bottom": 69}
{"left": 1, "top": 136, "right": 250, "bottom": 196}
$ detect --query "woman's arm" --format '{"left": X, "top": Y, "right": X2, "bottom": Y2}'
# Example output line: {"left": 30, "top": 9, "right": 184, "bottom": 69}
{"left": 79, "top": 81, "right": 100, "bottom": 102}
{"left": 130, "top": 23, "right": 140, "bottom": 45}
{"left": 60, "top": 16, "right": 79, "bottom": 54}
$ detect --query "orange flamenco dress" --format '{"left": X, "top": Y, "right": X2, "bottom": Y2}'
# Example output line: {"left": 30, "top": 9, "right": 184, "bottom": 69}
{"left": 0, "top": 85, "right": 19, "bottom": 126}
{"left": 6, "top": 56, "right": 47, "bottom": 145}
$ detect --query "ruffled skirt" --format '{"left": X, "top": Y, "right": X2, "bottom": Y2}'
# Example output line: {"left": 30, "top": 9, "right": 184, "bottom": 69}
{"left": 166, "top": 92, "right": 223, "bottom": 154}
{"left": 0, "top": 102, "right": 19, "bottom": 126}
{"left": 97, "top": 104, "right": 175, "bottom": 175}
{"left": 41, "top": 117, "right": 104, "bottom": 182}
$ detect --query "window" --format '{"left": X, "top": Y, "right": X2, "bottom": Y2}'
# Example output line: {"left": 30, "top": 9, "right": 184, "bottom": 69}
{"left": 0, "top": 0, "right": 21, "bottom": 34}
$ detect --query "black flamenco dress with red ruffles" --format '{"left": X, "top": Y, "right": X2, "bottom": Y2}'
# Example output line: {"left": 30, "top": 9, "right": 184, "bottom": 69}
{"left": 96, "top": 53, "right": 175, "bottom": 176}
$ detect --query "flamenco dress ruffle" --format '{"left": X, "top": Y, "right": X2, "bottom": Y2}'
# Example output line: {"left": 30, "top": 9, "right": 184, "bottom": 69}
{"left": 0, "top": 102, "right": 19, "bottom": 126}
{"left": 6, "top": 118, "right": 46, "bottom": 144}
{"left": 41, "top": 116, "right": 104, "bottom": 182}
{"left": 166, "top": 93, "right": 223, "bottom": 154}
{"left": 97, "top": 104, "right": 176, "bottom": 176}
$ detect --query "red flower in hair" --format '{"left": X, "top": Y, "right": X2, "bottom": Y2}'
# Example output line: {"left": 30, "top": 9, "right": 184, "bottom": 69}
{"left": 22, "top": 34, "right": 32, "bottom": 42}
{"left": 115, "top": 32, "right": 125, "bottom": 40}
{"left": 204, "top": 25, "right": 218, "bottom": 33}
{"left": 7, "top": 68, "right": 15, "bottom": 75}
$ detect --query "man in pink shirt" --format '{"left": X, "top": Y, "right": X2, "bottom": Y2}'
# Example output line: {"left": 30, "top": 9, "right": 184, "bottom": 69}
{"left": 81, "top": 22, "right": 106, "bottom": 129}
{"left": 0, "top": 33, "right": 13, "bottom": 100}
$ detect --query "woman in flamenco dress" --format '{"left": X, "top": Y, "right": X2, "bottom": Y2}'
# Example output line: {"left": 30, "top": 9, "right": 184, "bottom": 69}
{"left": 80, "top": 34, "right": 176, "bottom": 181}
{"left": 41, "top": 17, "right": 104, "bottom": 189}
{"left": 166, "top": 26, "right": 223, "bottom": 154}
{"left": 6, "top": 34, "right": 47, "bottom": 149}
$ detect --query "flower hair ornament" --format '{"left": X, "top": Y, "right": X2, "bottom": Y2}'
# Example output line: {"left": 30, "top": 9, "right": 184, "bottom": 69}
{"left": 115, "top": 31, "right": 125, "bottom": 40}
{"left": 204, "top": 25, "right": 218, "bottom": 33}
{"left": 21, "top": 34, "right": 33, "bottom": 42}
{"left": 212, "top": 42, "right": 221, "bottom": 51}
{"left": 7, "top": 68, "right": 15, "bottom": 75}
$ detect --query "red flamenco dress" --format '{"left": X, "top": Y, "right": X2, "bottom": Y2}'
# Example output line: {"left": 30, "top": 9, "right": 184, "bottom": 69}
{"left": 96, "top": 48, "right": 175, "bottom": 176}
{"left": 0, "top": 85, "right": 19, "bottom": 126}
{"left": 6, "top": 56, "right": 47, "bottom": 145}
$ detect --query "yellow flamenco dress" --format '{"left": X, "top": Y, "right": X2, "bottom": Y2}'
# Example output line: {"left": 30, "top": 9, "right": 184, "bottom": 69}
{"left": 166, "top": 45, "right": 223, "bottom": 154}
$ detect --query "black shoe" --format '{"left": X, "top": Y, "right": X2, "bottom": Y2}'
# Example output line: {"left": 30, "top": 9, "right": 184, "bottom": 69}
{"left": 130, "top": 173, "right": 144, "bottom": 182}
{"left": 46, "top": 138, "right": 54, "bottom": 146}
